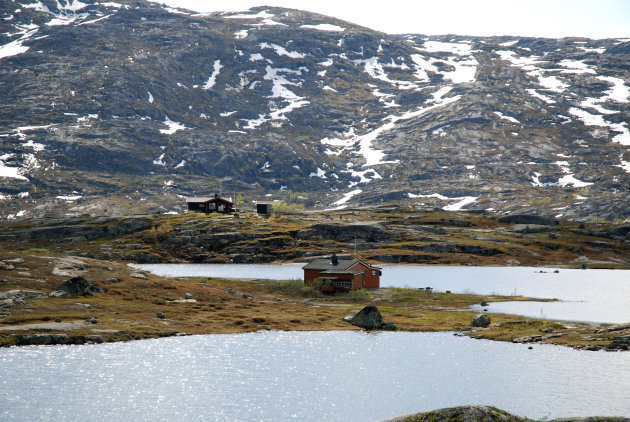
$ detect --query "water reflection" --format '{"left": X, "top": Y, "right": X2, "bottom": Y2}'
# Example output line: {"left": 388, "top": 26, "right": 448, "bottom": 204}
{"left": 1, "top": 331, "right": 630, "bottom": 421}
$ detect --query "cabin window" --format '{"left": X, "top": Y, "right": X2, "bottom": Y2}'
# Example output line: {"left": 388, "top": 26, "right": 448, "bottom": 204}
{"left": 372, "top": 270, "right": 376, "bottom": 275}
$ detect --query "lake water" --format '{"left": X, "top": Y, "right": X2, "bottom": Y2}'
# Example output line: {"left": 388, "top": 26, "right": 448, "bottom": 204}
{"left": 133, "top": 264, "right": 630, "bottom": 324}
{"left": 1, "top": 331, "right": 629, "bottom": 421}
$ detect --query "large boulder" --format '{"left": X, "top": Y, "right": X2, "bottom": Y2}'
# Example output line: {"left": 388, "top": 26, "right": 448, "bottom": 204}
{"left": 348, "top": 306, "right": 384, "bottom": 330}
{"left": 49, "top": 277, "right": 94, "bottom": 298}
{"left": 471, "top": 314, "right": 491, "bottom": 328}
{"left": 610, "top": 225, "right": 630, "bottom": 238}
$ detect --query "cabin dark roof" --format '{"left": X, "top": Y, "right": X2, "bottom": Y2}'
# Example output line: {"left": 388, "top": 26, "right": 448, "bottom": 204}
{"left": 186, "top": 196, "right": 233, "bottom": 204}
{"left": 302, "top": 258, "right": 380, "bottom": 271}
{"left": 320, "top": 269, "right": 362, "bottom": 275}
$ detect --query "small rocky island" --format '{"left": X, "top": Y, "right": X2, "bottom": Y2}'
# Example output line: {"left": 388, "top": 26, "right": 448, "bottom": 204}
{"left": 380, "top": 405, "right": 630, "bottom": 422}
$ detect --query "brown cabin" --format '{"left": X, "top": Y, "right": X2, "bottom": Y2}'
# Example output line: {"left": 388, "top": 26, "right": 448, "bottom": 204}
{"left": 302, "top": 254, "right": 381, "bottom": 292}
{"left": 186, "top": 194, "right": 233, "bottom": 214}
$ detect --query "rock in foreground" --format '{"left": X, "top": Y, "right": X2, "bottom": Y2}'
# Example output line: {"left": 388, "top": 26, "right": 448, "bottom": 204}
{"left": 379, "top": 405, "right": 630, "bottom": 422}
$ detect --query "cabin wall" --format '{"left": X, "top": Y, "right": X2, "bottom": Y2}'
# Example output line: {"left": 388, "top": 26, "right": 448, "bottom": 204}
{"left": 304, "top": 269, "right": 322, "bottom": 284}
{"left": 350, "top": 262, "right": 380, "bottom": 288}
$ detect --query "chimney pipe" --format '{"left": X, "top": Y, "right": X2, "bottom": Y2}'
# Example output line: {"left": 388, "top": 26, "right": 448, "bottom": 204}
{"left": 331, "top": 253, "right": 338, "bottom": 265}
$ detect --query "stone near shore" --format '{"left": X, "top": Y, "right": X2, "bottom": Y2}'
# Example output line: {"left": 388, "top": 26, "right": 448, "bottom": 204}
{"left": 471, "top": 314, "right": 491, "bottom": 328}
{"left": 13, "top": 334, "right": 106, "bottom": 346}
{"left": 348, "top": 306, "right": 384, "bottom": 329}
{"left": 345, "top": 306, "right": 396, "bottom": 331}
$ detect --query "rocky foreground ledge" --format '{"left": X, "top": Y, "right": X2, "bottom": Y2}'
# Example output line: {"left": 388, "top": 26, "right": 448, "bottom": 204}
{"left": 379, "top": 405, "right": 629, "bottom": 422}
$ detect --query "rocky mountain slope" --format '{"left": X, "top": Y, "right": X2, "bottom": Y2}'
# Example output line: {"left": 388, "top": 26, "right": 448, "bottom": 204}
{"left": 1, "top": 0, "right": 629, "bottom": 220}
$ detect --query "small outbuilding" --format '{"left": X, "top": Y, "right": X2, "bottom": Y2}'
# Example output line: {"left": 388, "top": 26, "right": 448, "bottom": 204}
{"left": 302, "top": 253, "right": 381, "bottom": 292}
{"left": 186, "top": 194, "right": 233, "bottom": 214}
{"left": 256, "top": 201, "right": 273, "bottom": 215}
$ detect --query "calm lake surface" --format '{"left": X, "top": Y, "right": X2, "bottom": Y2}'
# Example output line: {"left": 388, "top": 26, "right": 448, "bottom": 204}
{"left": 2, "top": 331, "right": 630, "bottom": 421}
{"left": 133, "top": 264, "right": 630, "bottom": 324}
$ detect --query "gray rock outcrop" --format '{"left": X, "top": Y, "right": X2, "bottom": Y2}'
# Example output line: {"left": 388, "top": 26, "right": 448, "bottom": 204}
{"left": 498, "top": 214, "right": 557, "bottom": 226}
{"left": 49, "top": 277, "right": 94, "bottom": 298}
{"left": 0, "top": 290, "right": 47, "bottom": 308}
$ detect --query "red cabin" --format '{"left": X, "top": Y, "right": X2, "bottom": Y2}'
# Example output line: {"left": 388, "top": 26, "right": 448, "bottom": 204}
{"left": 302, "top": 254, "right": 381, "bottom": 292}
{"left": 186, "top": 194, "right": 233, "bottom": 214}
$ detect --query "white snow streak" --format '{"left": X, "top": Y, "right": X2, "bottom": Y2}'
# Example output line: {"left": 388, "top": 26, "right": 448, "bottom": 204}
{"left": 322, "top": 86, "right": 460, "bottom": 167}
{"left": 332, "top": 189, "right": 362, "bottom": 206}
{"left": 260, "top": 43, "right": 305, "bottom": 59}
{"left": 203, "top": 60, "right": 222, "bottom": 90}
{"left": 493, "top": 111, "right": 521, "bottom": 124}
{"left": 234, "top": 29, "right": 248, "bottom": 39}
{"left": 160, "top": 117, "right": 188, "bottom": 135}
{"left": 569, "top": 107, "right": 630, "bottom": 145}
{"left": 422, "top": 40, "right": 472, "bottom": 56}
{"left": 300, "top": 23, "right": 344, "bottom": 32}
{"left": 409, "top": 192, "right": 477, "bottom": 211}
{"left": 443, "top": 196, "right": 477, "bottom": 211}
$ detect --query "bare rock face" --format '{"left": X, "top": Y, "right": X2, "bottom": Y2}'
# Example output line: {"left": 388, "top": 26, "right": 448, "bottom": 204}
{"left": 52, "top": 257, "right": 87, "bottom": 278}
{"left": 498, "top": 215, "right": 557, "bottom": 226}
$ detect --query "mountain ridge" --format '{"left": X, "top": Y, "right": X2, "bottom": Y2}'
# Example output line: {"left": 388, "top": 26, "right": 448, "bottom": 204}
{"left": 0, "top": 0, "right": 629, "bottom": 221}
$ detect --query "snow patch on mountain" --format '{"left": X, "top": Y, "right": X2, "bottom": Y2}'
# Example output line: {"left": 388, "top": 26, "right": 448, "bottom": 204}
{"left": 353, "top": 57, "right": 418, "bottom": 89}
{"left": 23, "top": 140, "right": 45, "bottom": 152}
{"left": 332, "top": 189, "right": 362, "bottom": 207}
{"left": 408, "top": 192, "right": 477, "bottom": 211}
{"left": 422, "top": 40, "right": 472, "bottom": 56}
{"left": 569, "top": 108, "right": 630, "bottom": 145}
{"left": 493, "top": 111, "right": 520, "bottom": 124}
{"left": 160, "top": 117, "right": 188, "bottom": 135}
{"left": 0, "top": 30, "right": 35, "bottom": 59}
{"left": 260, "top": 43, "right": 305, "bottom": 59}
{"left": 0, "top": 164, "right": 28, "bottom": 181}
{"left": 223, "top": 10, "right": 285, "bottom": 26}
{"left": 322, "top": 86, "right": 459, "bottom": 168}
{"left": 203, "top": 60, "right": 222, "bottom": 89}
{"left": 309, "top": 167, "right": 326, "bottom": 179}
{"left": 56, "top": 195, "right": 82, "bottom": 201}
{"left": 616, "top": 155, "right": 630, "bottom": 173}
{"left": 497, "top": 50, "right": 568, "bottom": 93}
{"left": 444, "top": 196, "right": 477, "bottom": 211}
{"left": 24, "top": 0, "right": 90, "bottom": 26}
{"left": 526, "top": 89, "right": 555, "bottom": 103}
{"left": 242, "top": 66, "right": 310, "bottom": 129}
{"left": 409, "top": 54, "right": 437, "bottom": 82}
{"left": 598, "top": 76, "right": 630, "bottom": 103}
{"left": 558, "top": 59, "right": 596, "bottom": 74}
{"left": 301, "top": 23, "right": 344, "bottom": 32}
{"left": 438, "top": 56, "right": 478, "bottom": 84}
{"left": 234, "top": 29, "right": 248, "bottom": 39}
